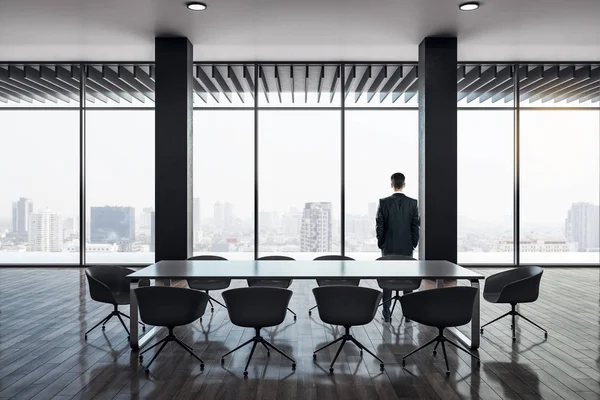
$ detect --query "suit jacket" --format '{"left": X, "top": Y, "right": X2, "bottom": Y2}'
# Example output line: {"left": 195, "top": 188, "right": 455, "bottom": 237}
{"left": 375, "top": 193, "right": 420, "bottom": 256}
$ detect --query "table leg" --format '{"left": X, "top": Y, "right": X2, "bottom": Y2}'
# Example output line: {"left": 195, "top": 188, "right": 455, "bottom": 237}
{"left": 436, "top": 279, "right": 444, "bottom": 288}
{"left": 447, "top": 279, "right": 480, "bottom": 349}
{"left": 130, "top": 279, "right": 171, "bottom": 350}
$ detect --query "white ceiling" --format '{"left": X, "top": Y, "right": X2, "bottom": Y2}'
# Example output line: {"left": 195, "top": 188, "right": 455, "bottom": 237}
{"left": 0, "top": 0, "right": 599, "bottom": 61}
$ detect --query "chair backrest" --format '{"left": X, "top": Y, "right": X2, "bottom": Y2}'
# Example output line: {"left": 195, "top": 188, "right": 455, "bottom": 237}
{"left": 223, "top": 287, "right": 292, "bottom": 328}
{"left": 313, "top": 255, "right": 355, "bottom": 261}
{"left": 376, "top": 255, "right": 416, "bottom": 261}
{"left": 257, "top": 255, "right": 296, "bottom": 261}
{"left": 134, "top": 286, "right": 209, "bottom": 327}
{"left": 85, "top": 265, "right": 134, "bottom": 304}
{"left": 313, "top": 286, "right": 382, "bottom": 327}
{"left": 187, "top": 255, "right": 228, "bottom": 261}
{"left": 400, "top": 287, "right": 477, "bottom": 328}
{"left": 486, "top": 266, "right": 543, "bottom": 304}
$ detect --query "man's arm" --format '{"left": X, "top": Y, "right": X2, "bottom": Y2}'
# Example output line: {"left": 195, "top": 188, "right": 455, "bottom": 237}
{"left": 376, "top": 200, "right": 385, "bottom": 249}
{"left": 411, "top": 200, "right": 420, "bottom": 249}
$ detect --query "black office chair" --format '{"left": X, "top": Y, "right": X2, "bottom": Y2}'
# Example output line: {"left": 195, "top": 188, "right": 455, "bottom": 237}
{"left": 376, "top": 255, "right": 422, "bottom": 322}
{"left": 481, "top": 266, "right": 547, "bottom": 341}
{"left": 400, "top": 287, "right": 480, "bottom": 376}
{"left": 135, "top": 286, "right": 209, "bottom": 372}
{"left": 186, "top": 255, "right": 230, "bottom": 318}
{"left": 84, "top": 265, "right": 149, "bottom": 340}
{"left": 312, "top": 286, "right": 384, "bottom": 374}
{"left": 308, "top": 255, "right": 357, "bottom": 316}
{"left": 220, "top": 287, "right": 296, "bottom": 377}
{"left": 248, "top": 255, "right": 297, "bottom": 321}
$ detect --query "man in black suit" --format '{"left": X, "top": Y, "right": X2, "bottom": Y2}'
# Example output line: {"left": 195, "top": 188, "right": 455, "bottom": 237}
{"left": 376, "top": 172, "right": 420, "bottom": 322}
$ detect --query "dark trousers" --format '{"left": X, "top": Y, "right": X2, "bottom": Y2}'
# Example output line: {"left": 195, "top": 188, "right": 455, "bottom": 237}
{"left": 381, "top": 250, "right": 413, "bottom": 313}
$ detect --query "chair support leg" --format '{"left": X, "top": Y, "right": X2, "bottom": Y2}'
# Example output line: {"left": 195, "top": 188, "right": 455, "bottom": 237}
{"left": 390, "top": 297, "right": 399, "bottom": 315}
{"left": 287, "top": 307, "right": 297, "bottom": 321}
{"left": 140, "top": 337, "right": 168, "bottom": 355}
{"left": 85, "top": 314, "right": 112, "bottom": 336}
{"left": 143, "top": 340, "right": 168, "bottom": 371}
{"left": 119, "top": 312, "right": 145, "bottom": 328}
{"left": 516, "top": 312, "right": 548, "bottom": 335}
{"left": 264, "top": 340, "right": 296, "bottom": 364}
{"left": 208, "top": 295, "right": 227, "bottom": 309}
{"left": 402, "top": 336, "right": 438, "bottom": 361}
{"left": 329, "top": 339, "right": 347, "bottom": 372}
{"left": 313, "top": 336, "right": 344, "bottom": 354}
{"left": 350, "top": 338, "right": 384, "bottom": 364}
{"left": 116, "top": 313, "right": 130, "bottom": 337}
{"left": 481, "top": 311, "right": 512, "bottom": 330}
{"left": 243, "top": 342, "right": 258, "bottom": 376}
{"left": 221, "top": 338, "right": 254, "bottom": 359}
{"left": 445, "top": 337, "right": 480, "bottom": 361}
{"left": 174, "top": 337, "right": 205, "bottom": 365}
{"left": 441, "top": 341, "right": 450, "bottom": 375}
{"left": 260, "top": 341, "right": 270, "bottom": 355}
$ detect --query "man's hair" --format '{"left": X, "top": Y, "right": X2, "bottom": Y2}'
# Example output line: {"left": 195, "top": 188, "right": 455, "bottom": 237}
{"left": 391, "top": 173, "right": 406, "bottom": 189}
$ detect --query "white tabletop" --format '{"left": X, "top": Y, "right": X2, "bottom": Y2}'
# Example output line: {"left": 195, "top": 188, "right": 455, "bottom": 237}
{"left": 128, "top": 260, "right": 484, "bottom": 280}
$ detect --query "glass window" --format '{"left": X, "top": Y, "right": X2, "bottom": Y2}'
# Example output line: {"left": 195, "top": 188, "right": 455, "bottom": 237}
{"left": 520, "top": 110, "right": 599, "bottom": 264}
{"left": 345, "top": 110, "right": 419, "bottom": 260}
{"left": 193, "top": 110, "right": 254, "bottom": 259}
{"left": 0, "top": 111, "right": 79, "bottom": 263}
{"left": 458, "top": 110, "right": 515, "bottom": 264}
{"left": 258, "top": 111, "right": 340, "bottom": 259}
{"left": 85, "top": 110, "right": 155, "bottom": 264}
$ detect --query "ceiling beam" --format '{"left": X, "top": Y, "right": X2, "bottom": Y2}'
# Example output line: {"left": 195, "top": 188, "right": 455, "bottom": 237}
{"left": 539, "top": 66, "right": 598, "bottom": 103}
{"left": 0, "top": 67, "right": 49, "bottom": 103}
{"left": 87, "top": 66, "right": 133, "bottom": 103}
{"left": 519, "top": 65, "right": 560, "bottom": 98}
{"left": 521, "top": 66, "right": 575, "bottom": 101}
{"left": 344, "top": 65, "right": 356, "bottom": 99}
{"left": 456, "top": 66, "right": 465, "bottom": 83}
{"left": 22, "top": 66, "right": 75, "bottom": 102}
{"left": 317, "top": 65, "right": 325, "bottom": 103}
{"left": 329, "top": 66, "right": 339, "bottom": 104}
{"left": 555, "top": 74, "right": 600, "bottom": 103}
{"left": 466, "top": 66, "right": 512, "bottom": 103}
{"left": 192, "top": 78, "right": 208, "bottom": 103}
{"left": 366, "top": 66, "right": 386, "bottom": 103}
{"left": 243, "top": 66, "right": 255, "bottom": 99}
{"left": 458, "top": 66, "right": 497, "bottom": 102}
{"left": 196, "top": 66, "right": 220, "bottom": 103}
{"left": 354, "top": 66, "right": 371, "bottom": 102}
{"left": 290, "top": 67, "right": 295, "bottom": 103}
{"left": 133, "top": 66, "right": 155, "bottom": 92}
{"left": 391, "top": 67, "right": 417, "bottom": 103}
{"left": 404, "top": 79, "right": 419, "bottom": 103}
{"left": 259, "top": 66, "right": 269, "bottom": 104}
{"left": 39, "top": 66, "right": 92, "bottom": 102}
{"left": 118, "top": 66, "right": 155, "bottom": 102}
{"left": 0, "top": 82, "right": 31, "bottom": 103}
{"left": 103, "top": 66, "right": 145, "bottom": 103}
{"left": 568, "top": 85, "right": 599, "bottom": 103}
{"left": 305, "top": 65, "right": 309, "bottom": 103}
{"left": 227, "top": 66, "right": 245, "bottom": 103}
{"left": 274, "top": 66, "right": 282, "bottom": 104}
{"left": 457, "top": 66, "right": 481, "bottom": 92}
{"left": 212, "top": 66, "right": 233, "bottom": 103}
{"left": 480, "top": 79, "right": 512, "bottom": 103}
{"left": 378, "top": 66, "right": 403, "bottom": 102}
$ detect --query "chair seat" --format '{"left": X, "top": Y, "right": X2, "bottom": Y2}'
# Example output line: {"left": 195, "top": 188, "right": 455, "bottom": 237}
{"left": 188, "top": 279, "right": 231, "bottom": 291}
{"left": 247, "top": 279, "right": 292, "bottom": 289}
{"left": 112, "top": 291, "right": 131, "bottom": 305}
{"left": 317, "top": 278, "right": 360, "bottom": 287}
{"left": 483, "top": 292, "right": 502, "bottom": 303}
{"left": 377, "top": 278, "right": 421, "bottom": 291}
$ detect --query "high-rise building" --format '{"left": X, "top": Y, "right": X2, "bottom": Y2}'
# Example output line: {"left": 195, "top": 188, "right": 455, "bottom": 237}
{"left": 300, "top": 202, "right": 332, "bottom": 252}
{"left": 150, "top": 211, "right": 155, "bottom": 252}
{"left": 368, "top": 202, "right": 377, "bottom": 220}
{"left": 90, "top": 206, "right": 135, "bottom": 244}
{"left": 193, "top": 197, "right": 201, "bottom": 231}
{"left": 140, "top": 207, "right": 154, "bottom": 231}
{"left": 214, "top": 202, "right": 234, "bottom": 230}
{"left": 565, "top": 203, "right": 600, "bottom": 252}
{"left": 12, "top": 197, "right": 33, "bottom": 234}
{"left": 28, "top": 209, "right": 62, "bottom": 252}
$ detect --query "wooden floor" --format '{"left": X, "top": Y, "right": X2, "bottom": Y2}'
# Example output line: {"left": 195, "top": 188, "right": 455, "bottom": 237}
{"left": 0, "top": 268, "right": 599, "bottom": 400}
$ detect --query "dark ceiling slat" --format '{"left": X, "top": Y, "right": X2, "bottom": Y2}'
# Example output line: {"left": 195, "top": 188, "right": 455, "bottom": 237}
{"left": 0, "top": 68, "right": 49, "bottom": 103}
{"left": 192, "top": 78, "right": 208, "bottom": 103}
{"left": 196, "top": 66, "right": 219, "bottom": 103}
{"left": 403, "top": 79, "right": 419, "bottom": 103}
{"left": 0, "top": 81, "right": 34, "bottom": 103}
{"left": 354, "top": 66, "right": 371, "bottom": 102}
{"left": 39, "top": 66, "right": 87, "bottom": 101}
{"left": 103, "top": 66, "right": 145, "bottom": 103}
{"left": 391, "top": 67, "right": 417, "bottom": 103}
{"left": 556, "top": 78, "right": 599, "bottom": 103}
{"left": 87, "top": 66, "right": 133, "bottom": 103}
{"left": 290, "top": 67, "right": 295, "bottom": 103}
{"left": 458, "top": 66, "right": 497, "bottom": 102}
{"left": 465, "top": 66, "right": 512, "bottom": 103}
{"left": 521, "top": 66, "right": 575, "bottom": 101}
{"left": 518, "top": 65, "right": 544, "bottom": 89}
{"left": 274, "top": 66, "right": 282, "bottom": 104}
{"left": 344, "top": 65, "right": 356, "bottom": 99}
{"left": 259, "top": 66, "right": 269, "bottom": 104}
{"left": 530, "top": 66, "right": 590, "bottom": 102}
{"left": 457, "top": 66, "right": 465, "bottom": 83}
{"left": 317, "top": 65, "right": 325, "bottom": 103}
{"left": 543, "top": 67, "right": 600, "bottom": 103}
{"left": 480, "top": 79, "right": 512, "bottom": 103}
{"left": 457, "top": 66, "right": 481, "bottom": 92}
{"left": 58, "top": 66, "right": 106, "bottom": 103}
{"left": 0, "top": 92, "right": 8, "bottom": 103}
{"left": 304, "top": 65, "right": 309, "bottom": 103}
{"left": 569, "top": 85, "right": 599, "bottom": 103}
{"left": 55, "top": 65, "right": 80, "bottom": 88}
{"left": 329, "top": 66, "right": 339, "bottom": 104}
{"left": 378, "top": 67, "right": 403, "bottom": 102}
{"left": 243, "top": 66, "right": 255, "bottom": 99}
{"left": 212, "top": 66, "right": 233, "bottom": 103}
{"left": 519, "top": 65, "right": 560, "bottom": 97}
{"left": 133, "top": 66, "right": 155, "bottom": 92}
{"left": 22, "top": 66, "right": 75, "bottom": 102}
{"left": 118, "top": 66, "right": 155, "bottom": 102}
{"left": 0, "top": 84, "right": 27, "bottom": 103}
{"left": 85, "top": 78, "right": 121, "bottom": 103}
{"left": 366, "top": 66, "right": 385, "bottom": 103}
{"left": 228, "top": 66, "right": 245, "bottom": 103}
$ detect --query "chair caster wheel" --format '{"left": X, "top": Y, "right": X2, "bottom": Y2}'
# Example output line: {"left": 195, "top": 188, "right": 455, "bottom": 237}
{"left": 211, "top": 308, "right": 214, "bottom": 313}
{"left": 510, "top": 324, "right": 513, "bottom": 328}
{"left": 102, "top": 326, "right": 105, "bottom": 331}
{"left": 512, "top": 337, "right": 516, "bottom": 342}
{"left": 200, "top": 363, "right": 205, "bottom": 370}
{"left": 433, "top": 351, "right": 437, "bottom": 356}
{"left": 313, "top": 354, "right": 317, "bottom": 360}
{"left": 127, "top": 336, "right": 130, "bottom": 341}
{"left": 329, "top": 368, "right": 334, "bottom": 374}
{"left": 380, "top": 363, "right": 384, "bottom": 371}
{"left": 84, "top": 335, "right": 88, "bottom": 340}
{"left": 544, "top": 333, "right": 548, "bottom": 339}
{"left": 221, "top": 358, "right": 225, "bottom": 365}
{"left": 145, "top": 368, "right": 150, "bottom": 374}
{"left": 142, "top": 326, "right": 146, "bottom": 332}
{"left": 293, "top": 316, "right": 297, "bottom": 321}
{"left": 243, "top": 371, "right": 248, "bottom": 377}
{"left": 477, "top": 360, "right": 481, "bottom": 366}
{"left": 267, "top": 351, "right": 270, "bottom": 357}
{"left": 480, "top": 329, "right": 484, "bottom": 334}
{"left": 360, "top": 350, "right": 363, "bottom": 357}
{"left": 308, "top": 311, "right": 312, "bottom": 316}
{"left": 139, "top": 356, "right": 143, "bottom": 362}
{"left": 402, "top": 360, "right": 406, "bottom": 366}
{"left": 446, "top": 371, "right": 450, "bottom": 376}
{"left": 292, "top": 363, "right": 296, "bottom": 370}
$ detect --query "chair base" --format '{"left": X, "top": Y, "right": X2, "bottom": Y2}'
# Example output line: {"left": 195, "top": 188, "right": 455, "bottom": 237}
{"left": 139, "top": 327, "right": 204, "bottom": 372}
{"left": 313, "top": 327, "right": 384, "bottom": 374}
{"left": 481, "top": 304, "right": 548, "bottom": 341}
{"left": 84, "top": 305, "right": 145, "bottom": 340}
{"left": 200, "top": 292, "right": 227, "bottom": 323}
{"left": 402, "top": 328, "right": 480, "bottom": 376}
{"left": 378, "top": 290, "right": 410, "bottom": 323}
{"left": 221, "top": 328, "right": 296, "bottom": 377}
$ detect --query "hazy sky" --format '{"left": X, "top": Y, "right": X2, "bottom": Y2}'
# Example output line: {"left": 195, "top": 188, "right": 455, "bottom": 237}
{"left": 0, "top": 107, "right": 598, "bottom": 232}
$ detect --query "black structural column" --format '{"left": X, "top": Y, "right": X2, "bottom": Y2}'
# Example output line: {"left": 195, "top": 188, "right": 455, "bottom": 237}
{"left": 418, "top": 37, "right": 457, "bottom": 263}
{"left": 155, "top": 37, "right": 193, "bottom": 261}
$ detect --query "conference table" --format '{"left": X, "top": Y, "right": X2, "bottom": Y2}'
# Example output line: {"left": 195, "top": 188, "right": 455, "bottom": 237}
{"left": 127, "top": 260, "right": 485, "bottom": 351}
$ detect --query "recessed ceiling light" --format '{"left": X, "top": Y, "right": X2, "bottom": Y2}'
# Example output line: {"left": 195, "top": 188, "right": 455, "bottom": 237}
{"left": 187, "top": 2, "right": 207, "bottom": 11}
{"left": 459, "top": 2, "right": 480, "bottom": 11}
